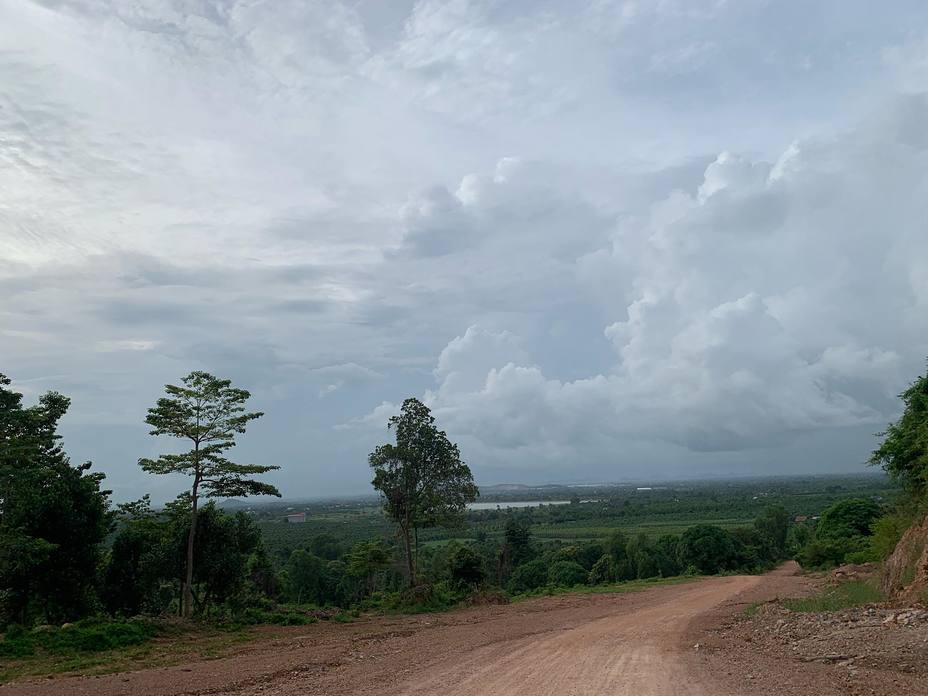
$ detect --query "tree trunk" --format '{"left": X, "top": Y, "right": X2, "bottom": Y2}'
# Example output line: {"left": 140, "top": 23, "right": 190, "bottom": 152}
{"left": 183, "top": 472, "right": 199, "bottom": 618}
{"left": 402, "top": 525, "right": 415, "bottom": 587}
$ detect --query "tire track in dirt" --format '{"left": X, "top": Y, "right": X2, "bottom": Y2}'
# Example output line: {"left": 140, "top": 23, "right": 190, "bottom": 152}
{"left": 390, "top": 576, "right": 759, "bottom": 696}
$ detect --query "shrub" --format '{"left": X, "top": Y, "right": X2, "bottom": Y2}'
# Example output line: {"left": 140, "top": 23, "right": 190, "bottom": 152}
{"left": 588, "top": 554, "right": 616, "bottom": 585}
{"left": 0, "top": 618, "right": 159, "bottom": 658}
{"left": 796, "top": 536, "right": 869, "bottom": 569}
{"left": 817, "top": 499, "right": 882, "bottom": 540}
{"left": 448, "top": 547, "right": 486, "bottom": 590}
{"left": 783, "top": 580, "right": 882, "bottom": 612}
{"left": 795, "top": 498, "right": 884, "bottom": 569}
{"left": 575, "top": 542, "right": 606, "bottom": 571}
{"left": 508, "top": 559, "right": 549, "bottom": 594}
{"left": 679, "top": 525, "right": 737, "bottom": 575}
{"left": 547, "top": 560, "right": 587, "bottom": 588}
{"left": 868, "top": 510, "right": 918, "bottom": 561}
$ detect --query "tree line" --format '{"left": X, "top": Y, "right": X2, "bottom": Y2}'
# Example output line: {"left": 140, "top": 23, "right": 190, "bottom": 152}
{"left": 1, "top": 359, "right": 926, "bottom": 629}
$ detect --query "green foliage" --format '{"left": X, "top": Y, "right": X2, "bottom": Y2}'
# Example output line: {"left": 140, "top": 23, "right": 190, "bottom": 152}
{"left": 754, "top": 504, "right": 790, "bottom": 555}
{"left": 786, "top": 521, "right": 812, "bottom": 556}
{"left": 587, "top": 553, "right": 615, "bottom": 585}
{"left": 679, "top": 525, "right": 737, "bottom": 575}
{"left": 0, "top": 618, "right": 158, "bottom": 658}
{"left": 139, "top": 372, "right": 278, "bottom": 499}
{"left": 547, "top": 560, "right": 587, "bottom": 587}
{"left": 782, "top": 580, "right": 883, "bottom": 612}
{"left": 575, "top": 541, "right": 606, "bottom": 570}
{"left": 231, "top": 606, "right": 316, "bottom": 626}
{"left": 102, "top": 500, "right": 174, "bottom": 616}
{"left": 816, "top": 498, "right": 881, "bottom": 539}
{"left": 0, "top": 375, "right": 113, "bottom": 626}
{"left": 868, "top": 509, "right": 919, "bottom": 560}
{"left": 507, "top": 558, "right": 549, "bottom": 593}
{"left": 100, "top": 500, "right": 271, "bottom": 617}
{"left": 792, "top": 498, "right": 884, "bottom": 568}
{"left": 587, "top": 554, "right": 615, "bottom": 584}
{"left": 284, "top": 550, "right": 327, "bottom": 605}
{"left": 729, "top": 527, "right": 775, "bottom": 571}
{"left": 308, "top": 534, "right": 344, "bottom": 561}
{"left": 497, "top": 515, "right": 533, "bottom": 585}
{"left": 369, "top": 398, "right": 478, "bottom": 585}
{"left": 794, "top": 497, "right": 883, "bottom": 569}
{"left": 870, "top": 362, "right": 928, "bottom": 494}
{"left": 189, "top": 504, "right": 264, "bottom": 613}
{"left": 653, "top": 534, "right": 682, "bottom": 577}
{"left": 503, "top": 516, "right": 533, "bottom": 565}
{"left": 246, "top": 543, "right": 280, "bottom": 599}
{"left": 795, "top": 536, "right": 866, "bottom": 569}
{"left": 345, "top": 539, "right": 392, "bottom": 598}
{"left": 1, "top": 365, "right": 911, "bottom": 635}
{"left": 606, "top": 530, "right": 629, "bottom": 565}
{"left": 448, "top": 546, "right": 485, "bottom": 589}
{"left": 138, "top": 371, "right": 279, "bottom": 617}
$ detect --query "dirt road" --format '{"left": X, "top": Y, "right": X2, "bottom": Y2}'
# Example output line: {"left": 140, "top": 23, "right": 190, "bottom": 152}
{"left": 3, "top": 573, "right": 774, "bottom": 696}
{"left": 395, "top": 576, "right": 759, "bottom": 696}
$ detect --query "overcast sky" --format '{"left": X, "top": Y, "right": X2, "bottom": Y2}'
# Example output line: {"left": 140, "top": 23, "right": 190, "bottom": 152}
{"left": 3, "top": 0, "right": 928, "bottom": 502}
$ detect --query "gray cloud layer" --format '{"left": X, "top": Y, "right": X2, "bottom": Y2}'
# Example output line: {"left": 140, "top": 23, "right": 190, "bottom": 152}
{"left": 2, "top": 1, "right": 927, "bottom": 500}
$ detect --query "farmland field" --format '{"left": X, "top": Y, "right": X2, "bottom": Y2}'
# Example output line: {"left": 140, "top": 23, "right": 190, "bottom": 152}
{"left": 247, "top": 473, "right": 895, "bottom": 561}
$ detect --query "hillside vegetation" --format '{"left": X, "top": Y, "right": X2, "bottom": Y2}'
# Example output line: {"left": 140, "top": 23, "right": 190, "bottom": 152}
{"left": 3, "top": 359, "right": 927, "bottom": 678}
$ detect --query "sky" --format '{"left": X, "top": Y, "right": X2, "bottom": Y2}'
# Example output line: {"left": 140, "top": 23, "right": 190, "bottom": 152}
{"left": 2, "top": 0, "right": 928, "bottom": 502}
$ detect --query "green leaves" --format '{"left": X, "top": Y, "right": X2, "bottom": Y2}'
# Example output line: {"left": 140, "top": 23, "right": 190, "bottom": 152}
{"left": 870, "top": 361, "right": 928, "bottom": 495}
{"left": 0, "top": 375, "right": 113, "bottom": 625}
{"left": 138, "top": 371, "right": 279, "bottom": 500}
{"left": 369, "top": 398, "right": 478, "bottom": 584}
{"left": 139, "top": 371, "right": 278, "bottom": 617}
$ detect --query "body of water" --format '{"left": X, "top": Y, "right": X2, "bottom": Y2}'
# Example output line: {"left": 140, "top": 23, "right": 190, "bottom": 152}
{"left": 467, "top": 500, "right": 571, "bottom": 510}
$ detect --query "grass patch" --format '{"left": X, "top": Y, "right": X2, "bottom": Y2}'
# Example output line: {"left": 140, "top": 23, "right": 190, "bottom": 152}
{"left": 0, "top": 618, "right": 158, "bottom": 659}
{"left": 224, "top": 606, "right": 319, "bottom": 628}
{"left": 0, "top": 606, "right": 323, "bottom": 684}
{"left": 0, "top": 621, "right": 265, "bottom": 684}
{"left": 782, "top": 579, "right": 883, "bottom": 613}
{"left": 511, "top": 575, "right": 694, "bottom": 602}
{"left": 743, "top": 602, "right": 762, "bottom": 617}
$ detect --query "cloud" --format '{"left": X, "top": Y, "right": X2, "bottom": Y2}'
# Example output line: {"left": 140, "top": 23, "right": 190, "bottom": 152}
{"left": 4, "top": 1, "right": 928, "bottom": 496}
{"left": 352, "top": 98, "right": 928, "bottom": 474}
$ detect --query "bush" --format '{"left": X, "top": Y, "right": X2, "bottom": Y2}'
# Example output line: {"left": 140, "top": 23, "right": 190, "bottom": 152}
{"left": 628, "top": 552, "right": 654, "bottom": 579}
{"left": 547, "top": 560, "right": 587, "bottom": 588}
{"left": 0, "top": 618, "right": 159, "bottom": 658}
{"left": 231, "top": 607, "right": 317, "bottom": 626}
{"left": 868, "top": 510, "right": 918, "bottom": 561}
{"left": 796, "top": 536, "right": 869, "bottom": 569}
{"left": 679, "top": 525, "right": 737, "bottom": 575}
{"left": 588, "top": 554, "right": 616, "bottom": 585}
{"left": 817, "top": 499, "right": 882, "bottom": 540}
{"left": 508, "top": 559, "right": 549, "bottom": 594}
{"left": 448, "top": 547, "right": 486, "bottom": 590}
{"left": 783, "top": 580, "right": 882, "bottom": 612}
{"left": 575, "top": 542, "right": 606, "bottom": 571}
{"left": 795, "top": 498, "right": 884, "bottom": 569}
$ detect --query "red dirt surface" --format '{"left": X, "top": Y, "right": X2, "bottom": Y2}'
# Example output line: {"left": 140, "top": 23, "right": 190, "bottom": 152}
{"left": 2, "top": 564, "right": 923, "bottom": 695}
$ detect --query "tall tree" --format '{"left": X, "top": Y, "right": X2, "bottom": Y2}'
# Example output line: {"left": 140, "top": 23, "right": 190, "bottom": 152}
{"left": 870, "top": 361, "right": 928, "bottom": 495}
{"left": 754, "top": 504, "right": 791, "bottom": 557}
{"left": 0, "top": 374, "right": 112, "bottom": 624}
{"left": 369, "top": 398, "right": 478, "bottom": 586}
{"left": 139, "top": 371, "right": 280, "bottom": 617}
